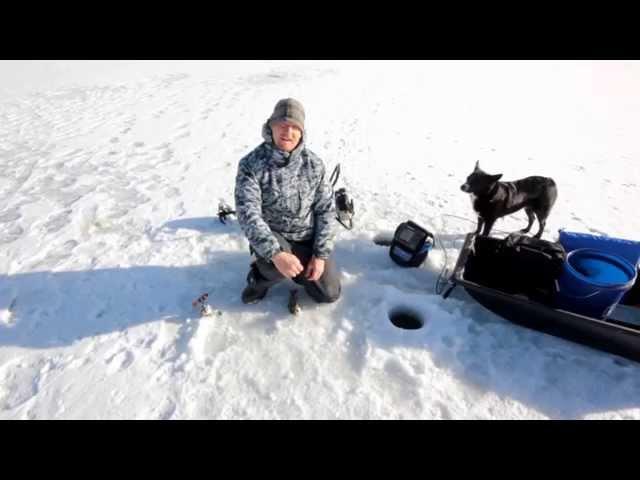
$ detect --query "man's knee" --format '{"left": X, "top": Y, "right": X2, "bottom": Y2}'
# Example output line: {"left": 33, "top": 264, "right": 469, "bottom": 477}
{"left": 253, "top": 257, "right": 283, "bottom": 283}
{"left": 324, "top": 287, "right": 341, "bottom": 303}
{"left": 317, "top": 282, "right": 341, "bottom": 304}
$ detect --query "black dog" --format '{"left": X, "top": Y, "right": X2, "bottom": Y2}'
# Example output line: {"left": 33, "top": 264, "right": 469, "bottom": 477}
{"left": 460, "top": 161, "right": 557, "bottom": 238}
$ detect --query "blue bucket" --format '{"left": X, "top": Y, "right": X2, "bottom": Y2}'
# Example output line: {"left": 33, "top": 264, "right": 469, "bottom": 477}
{"left": 556, "top": 248, "right": 638, "bottom": 319}
{"left": 558, "top": 230, "right": 640, "bottom": 267}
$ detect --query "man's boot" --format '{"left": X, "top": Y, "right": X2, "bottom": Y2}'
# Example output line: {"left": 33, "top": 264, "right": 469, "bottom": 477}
{"left": 241, "top": 263, "right": 270, "bottom": 304}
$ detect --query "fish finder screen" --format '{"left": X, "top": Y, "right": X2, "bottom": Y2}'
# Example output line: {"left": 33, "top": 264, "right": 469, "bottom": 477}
{"left": 398, "top": 227, "right": 423, "bottom": 250}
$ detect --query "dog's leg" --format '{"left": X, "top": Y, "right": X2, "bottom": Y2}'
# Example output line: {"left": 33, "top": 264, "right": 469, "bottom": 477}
{"left": 533, "top": 213, "right": 548, "bottom": 239}
{"left": 520, "top": 208, "right": 535, "bottom": 234}
{"left": 533, "top": 219, "right": 546, "bottom": 239}
{"left": 475, "top": 216, "right": 484, "bottom": 235}
{"left": 533, "top": 210, "right": 548, "bottom": 239}
{"left": 532, "top": 181, "right": 557, "bottom": 239}
{"left": 533, "top": 203, "right": 553, "bottom": 239}
{"left": 481, "top": 218, "right": 496, "bottom": 236}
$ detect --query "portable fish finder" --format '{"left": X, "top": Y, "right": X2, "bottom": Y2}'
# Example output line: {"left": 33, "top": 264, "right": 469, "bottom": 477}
{"left": 389, "top": 221, "right": 434, "bottom": 267}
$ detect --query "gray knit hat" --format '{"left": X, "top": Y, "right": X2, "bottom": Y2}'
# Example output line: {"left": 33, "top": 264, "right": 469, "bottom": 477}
{"left": 268, "top": 98, "right": 305, "bottom": 131}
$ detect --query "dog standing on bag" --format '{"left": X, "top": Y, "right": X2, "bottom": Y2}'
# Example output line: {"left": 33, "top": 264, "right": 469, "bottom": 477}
{"left": 460, "top": 161, "right": 558, "bottom": 238}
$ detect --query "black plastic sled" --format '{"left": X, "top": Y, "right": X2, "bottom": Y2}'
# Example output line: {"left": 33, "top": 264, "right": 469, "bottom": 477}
{"left": 443, "top": 233, "right": 640, "bottom": 364}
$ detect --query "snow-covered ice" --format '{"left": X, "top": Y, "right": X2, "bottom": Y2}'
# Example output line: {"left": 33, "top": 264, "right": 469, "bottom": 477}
{"left": 1, "top": 60, "right": 639, "bottom": 419}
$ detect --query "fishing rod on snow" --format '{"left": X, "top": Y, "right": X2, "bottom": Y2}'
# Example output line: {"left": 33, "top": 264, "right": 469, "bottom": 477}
{"left": 329, "top": 164, "right": 355, "bottom": 231}
{"left": 218, "top": 201, "right": 236, "bottom": 224}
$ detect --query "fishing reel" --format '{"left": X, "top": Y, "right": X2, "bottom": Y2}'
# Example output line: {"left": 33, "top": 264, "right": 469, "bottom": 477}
{"left": 335, "top": 187, "right": 354, "bottom": 230}
{"left": 218, "top": 201, "right": 236, "bottom": 224}
{"left": 330, "top": 164, "right": 355, "bottom": 230}
{"left": 192, "top": 292, "right": 217, "bottom": 317}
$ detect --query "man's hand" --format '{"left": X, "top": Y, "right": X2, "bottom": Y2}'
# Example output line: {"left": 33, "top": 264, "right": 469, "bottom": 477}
{"left": 304, "top": 256, "right": 326, "bottom": 282}
{"left": 272, "top": 252, "right": 304, "bottom": 279}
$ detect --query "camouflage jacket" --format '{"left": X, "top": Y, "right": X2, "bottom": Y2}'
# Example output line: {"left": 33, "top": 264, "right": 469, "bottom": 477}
{"left": 234, "top": 123, "right": 336, "bottom": 261}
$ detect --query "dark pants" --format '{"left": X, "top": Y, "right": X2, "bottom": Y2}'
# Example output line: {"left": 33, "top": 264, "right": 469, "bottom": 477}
{"left": 251, "top": 233, "right": 341, "bottom": 303}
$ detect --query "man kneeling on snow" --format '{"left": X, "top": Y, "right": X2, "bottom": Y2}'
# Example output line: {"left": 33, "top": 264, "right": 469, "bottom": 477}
{"left": 234, "top": 98, "right": 342, "bottom": 305}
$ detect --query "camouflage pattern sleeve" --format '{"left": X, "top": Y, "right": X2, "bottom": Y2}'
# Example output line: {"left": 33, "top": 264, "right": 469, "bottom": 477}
{"left": 234, "top": 159, "right": 282, "bottom": 261}
{"left": 311, "top": 164, "right": 336, "bottom": 259}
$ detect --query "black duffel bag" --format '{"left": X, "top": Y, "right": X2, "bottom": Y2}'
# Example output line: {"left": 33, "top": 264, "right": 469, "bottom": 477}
{"left": 463, "top": 235, "right": 506, "bottom": 289}
{"left": 463, "top": 233, "right": 566, "bottom": 303}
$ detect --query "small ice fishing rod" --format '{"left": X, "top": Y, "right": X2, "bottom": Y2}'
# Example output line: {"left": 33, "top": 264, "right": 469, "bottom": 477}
{"left": 330, "top": 164, "right": 355, "bottom": 231}
{"left": 218, "top": 201, "right": 236, "bottom": 224}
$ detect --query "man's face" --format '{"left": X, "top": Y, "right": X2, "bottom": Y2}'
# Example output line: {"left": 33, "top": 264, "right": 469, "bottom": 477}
{"left": 271, "top": 120, "right": 302, "bottom": 152}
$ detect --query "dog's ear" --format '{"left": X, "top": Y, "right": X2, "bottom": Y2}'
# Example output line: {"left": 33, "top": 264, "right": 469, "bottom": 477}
{"left": 491, "top": 174, "right": 503, "bottom": 182}
{"left": 474, "top": 160, "right": 480, "bottom": 171}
